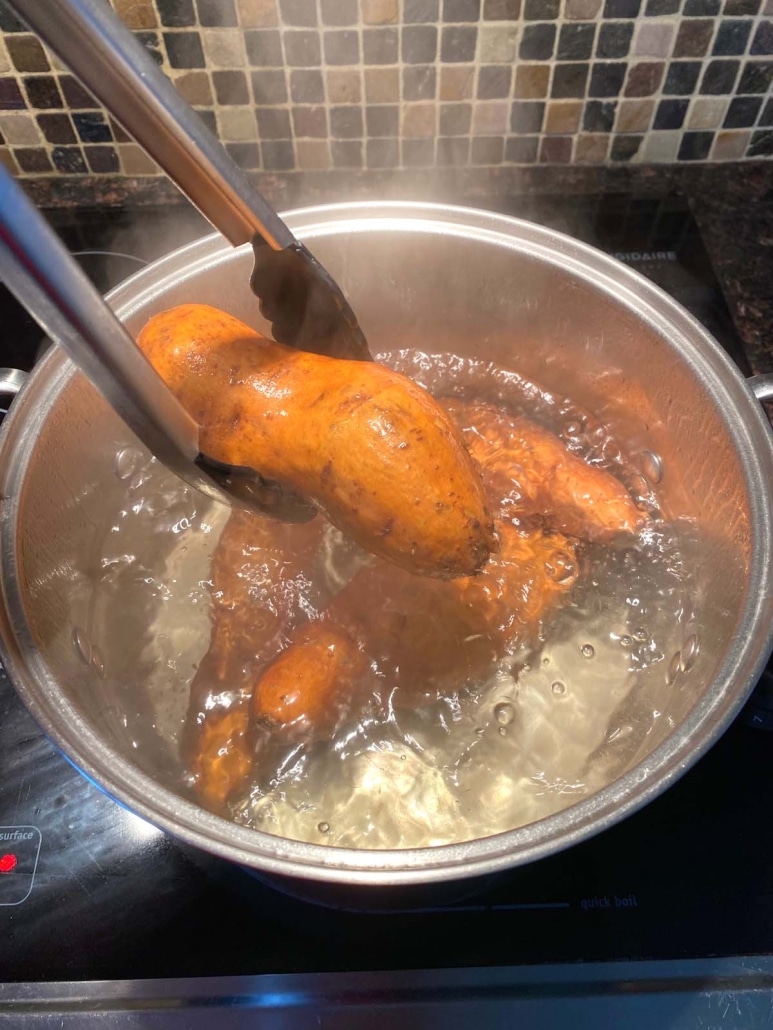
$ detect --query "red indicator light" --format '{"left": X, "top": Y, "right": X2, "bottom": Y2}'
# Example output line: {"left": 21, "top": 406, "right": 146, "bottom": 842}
{"left": 0, "top": 854, "right": 17, "bottom": 874}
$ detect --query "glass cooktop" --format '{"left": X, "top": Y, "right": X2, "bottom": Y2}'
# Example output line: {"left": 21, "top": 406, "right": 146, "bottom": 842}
{"left": 0, "top": 193, "right": 770, "bottom": 1021}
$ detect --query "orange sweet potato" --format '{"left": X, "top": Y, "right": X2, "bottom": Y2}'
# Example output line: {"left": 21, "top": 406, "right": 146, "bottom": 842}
{"left": 137, "top": 304, "right": 494, "bottom": 579}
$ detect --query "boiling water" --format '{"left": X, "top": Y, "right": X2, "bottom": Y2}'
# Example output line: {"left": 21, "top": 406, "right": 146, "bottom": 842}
{"left": 92, "top": 351, "right": 692, "bottom": 849}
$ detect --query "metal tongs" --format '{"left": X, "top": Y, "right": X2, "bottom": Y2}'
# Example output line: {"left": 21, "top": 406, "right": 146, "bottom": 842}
{"left": 0, "top": 0, "right": 371, "bottom": 520}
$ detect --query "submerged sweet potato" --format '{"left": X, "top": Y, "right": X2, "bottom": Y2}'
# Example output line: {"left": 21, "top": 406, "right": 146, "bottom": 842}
{"left": 137, "top": 303, "right": 494, "bottom": 578}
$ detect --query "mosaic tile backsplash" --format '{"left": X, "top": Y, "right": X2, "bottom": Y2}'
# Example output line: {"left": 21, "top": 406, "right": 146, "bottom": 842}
{"left": 0, "top": 0, "right": 771, "bottom": 180}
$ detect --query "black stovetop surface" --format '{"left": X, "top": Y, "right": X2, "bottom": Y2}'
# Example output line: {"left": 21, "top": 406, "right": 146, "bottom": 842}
{"left": 0, "top": 193, "right": 770, "bottom": 983}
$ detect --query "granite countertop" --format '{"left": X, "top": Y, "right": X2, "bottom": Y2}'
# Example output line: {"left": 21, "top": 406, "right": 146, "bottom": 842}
{"left": 24, "top": 160, "right": 773, "bottom": 376}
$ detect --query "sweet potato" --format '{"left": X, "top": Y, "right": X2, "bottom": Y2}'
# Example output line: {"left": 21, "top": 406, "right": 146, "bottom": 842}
{"left": 137, "top": 304, "right": 494, "bottom": 578}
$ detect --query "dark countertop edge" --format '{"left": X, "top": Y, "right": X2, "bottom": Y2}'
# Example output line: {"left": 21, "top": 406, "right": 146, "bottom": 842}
{"left": 21, "top": 161, "right": 773, "bottom": 376}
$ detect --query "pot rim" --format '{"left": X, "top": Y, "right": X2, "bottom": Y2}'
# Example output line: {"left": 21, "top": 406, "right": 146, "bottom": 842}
{"left": 1, "top": 201, "right": 772, "bottom": 885}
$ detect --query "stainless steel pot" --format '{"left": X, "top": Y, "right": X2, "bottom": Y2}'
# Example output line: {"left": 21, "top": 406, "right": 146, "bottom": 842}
{"left": 1, "top": 202, "right": 772, "bottom": 886}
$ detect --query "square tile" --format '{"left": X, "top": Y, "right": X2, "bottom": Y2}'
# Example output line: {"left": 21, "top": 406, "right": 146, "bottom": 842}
{"left": 712, "top": 128, "right": 750, "bottom": 157}
{"left": 750, "top": 21, "right": 773, "bottom": 54}
{"left": 324, "top": 30, "right": 360, "bottom": 64}
{"left": 699, "top": 58, "right": 740, "bottom": 91}
{"left": 365, "top": 104, "right": 399, "bottom": 135}
{"left": 402, "top": 138, "right": 435, "bottom": 164}
{"left": 7, "top": 36, "right": 49, "bottom": 73}
{"left": 279, "top": 0, "right": 317, "bottom": 25}
{"left": 250, "top": 69, "right": 287, "bottom": 103}
{"left": 678, "top": 129, "right": 714, "bottom": 157}
{"left": 540, "top": 135, "right": 573, "bottom": 161}
{"left": 723, "top": 0, "right": 759, "bottom": 10}
{"left": 292, "top": 105, "right": 328, "bottom": 136}
{"left": 331, "top": 139, "right": 362, "bottom": 167}
{"left": 330, "top": 105, "right": 363, "bottom": 138}
{"left": 237, "top": 0, "right": 279, "bottom": 26}
{"left": 654, "top": 96, "right": 689, "bottom": 126}
{"left": 441, "top": 25, "right": 478, "bottom": 61}
{"left": 404, "top": 0, "right": 440, "bottom": 20}
{"left": 565, "top": 0, "right": 602, "bottom": 16}
{"left": 552, "top": 62, "right": 590, "bottom": 96}
{"left": 439, "top": 102, "right": 472, "bottom": 134}
{"left": 213, "top": 69, "right": 250, "bottom": 103}
{"left": 164, "top": 31, "right": 206, "bottom": 67}
{"left": 402, "top": 25, "right": 439, "bottom": 63}
{"left": 687, "top": 95, "right": 728, "bottom": 126}
{"left": 0, "top": 112, "right": 39, "bottom": 143}
{"left": 479, "top": 25, "right": 519, "bottom": 62}
{"left": 589, "top": 61, "right": 627, "bottom": 95}
{"left": 472, "top": 99, "right": 508, "bottom": 132}
{"left": 663, "top": 60, "right": 702, "bottom": 92}
{"left": 610, "top": 133, "right": 642, "bottom": 159}
{"left": 738, "top": 60, "right": 773, "bottom": 91}
{"left": 524, "top": 0, "right": 559, "bottom": 16}
{"left": 712, "top": 19, "right": 753, "bottom": 55}
{"left": 583, "top": 97, "right": 617, "bottom": 128}
{"left": 575, "top": 132, "right": 609, "bottom": 161}
{"left": 197, "top": 0, "right": 238, "bottom": 26}
{"left": 402, "top": 102, "right": 436, "bottom": 136}
{"left": 645, "top": 0, "right": 680, "bottom": 12}
{"left": 157, "top": 0, "right": 195, "bottom": 26}
{"left": 514, "top": 63, "right": 550, "bottom": 96}
{"left": 119, "top": 143, "right": 159, "bottom": 174}
{"left": 545, "top": 99, "right": 583, "bottom": 131}
{"left": 635, "top": 22, "right": 675, "bottom": 56}
{"left": 642, "top": 128, "right": 681, "bottom": 159}
{"left": 290, "top": 68, "right": 324, "bottom": 102}
{"left": 84, "top": 144, "right": 119, "bottom": 173}
{"left": 723, "top": 94, "right": 762, "bottom": 126}
{"left": 471, "top": 135, "right": 505, "bottom": 163}
{"left": 59, "top": 76, "right": 99, "bottom": 108}
{"left": 261, "top": 139, "right": 294, "bottom": 166}
{"left": 616, "top": 97, "right": 654, "bottom": 129}
{"left": 597, "top": 21, "right": 634, "bottom": 57}
{"left": 603, "top": 0, "right": 641, "bottom": 14}
{"left": 363, "top": 27, "right": 399, "bottom": 64}
{"left": 363, "top": 0, "right": 399, "bottom": 22}
{"left": 202, "top": 29, "right": 247, "bottom": 67}
{"left": 15, "top": 146, "right": 52, "bottom": 172}
{"left": 683, "top": 0, "right": 719, "bottom": 11}
{"left": 440, "top": 65, "right": 475, "bottom": 98}
{"left": 759, "top": 97, "right": 773, "bottom": 124}
{"left": 326, "top": 68, "right": 361, "bottom": 103}
{"left": 35, "top": 111, "right": 76, "bottom": 145}
{"left": 748, "top": 128, "right": 773, "bottom": 155}
{"left": 217, "top": 106, "right": 258, "bottom": 139}
{"left": 245, "top": 29, "right": 284, "bottom": 65}
{"left": 256, "top": 107, "right": 292, "bottom": 137}
{"left": 624, "top": 61, "right": 665, "bottom": 94}
{"left": 23, "top": 76, "right": 63, "bottom": 109}
{"left": 366, "top": 137, "right": 399, "bottom": 167}
{"left": 0, "top": 79, "right": 25, "bottom": 111}
{"left": 365, "top": 67, "right": 399, "bottom": 101}
{"left": 174, "top": 70, "right": 213, "bottom": 104}
{"left": 519, "top": 24, "right": 556, "bottom": 60}
{"left": 483, "top": 0, "right": 521, "bottom": 14}
{"left": 505, "top": 134, "right": 539, "bottom": 161}
{"left": 403, "top": 65, "right": 437, "bottom": 100}
{"left": 227, "top": 141, "right": 262, "bottom": 167}
{"left": 0, "top": 39, "right": 10, "bottom": 75}
{"left": 437, "top": 136, "right": 470, "bottom": 165}
{"left": 478, "top": 65, "right": 512, "bottom": 98}
{"left": 295, "top": 139, "right": 330, "bottom": 169}
{"left": 557, "top": 23, "right": 596, "bottom": 59}
{"left": 443, "top": 0, "right": 482, "bottom": 18}
{"left": 50, "top": 146, "right": 87, "bottom": 173}
{"left": 283, "top": 30, "right": 321, "bottom": 66}
{"left": 673, "top": 19, "right": 713, "bottom": 56}
{"left": 510, "top": 100, "right": 545, "bottom": 131}
{"left": 321, "top": 0, "right": 357, "bottom": 22}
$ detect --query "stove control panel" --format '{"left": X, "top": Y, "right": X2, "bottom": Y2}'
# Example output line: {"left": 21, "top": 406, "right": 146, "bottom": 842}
{"left": 0, "top": 826, "right": 41, "bottom": 905}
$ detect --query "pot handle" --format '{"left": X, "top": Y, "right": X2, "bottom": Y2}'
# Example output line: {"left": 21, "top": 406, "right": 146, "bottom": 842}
{"left": 0, "top": 368, "right": 28, "bottom": 398}
{"left": 749, "top": 374, "right": 773, "bottom": 405}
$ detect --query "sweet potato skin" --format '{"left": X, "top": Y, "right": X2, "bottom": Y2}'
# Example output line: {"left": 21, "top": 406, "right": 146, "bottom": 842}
{"left": 137, "top": 303, "right": 494, "bottom": 578}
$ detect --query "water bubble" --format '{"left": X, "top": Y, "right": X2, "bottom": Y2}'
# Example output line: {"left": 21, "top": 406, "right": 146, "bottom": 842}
{"left": 72, "top": 627, "right": 92, "bottom": 665}
{"left": 91, "top": 646, "right": 105, "bottom": 678}
{"left": 620, "top": 635, "right": 632, "bottom": 648}
{"left": 581, "top": 644, "right": 595, "bottom": 659}
{"left": 551, "top": 681, "right": 566, "bottom": 696}
{"left": 114, "top": 446, "right": 142, "bottom": 480}
{"left": 641, "top": 450, "right": 664, "bottom": 485}
{"left": 634, "top": 628, "right": 648, "bottom": 642}
{"left": 317, "top": 822, "right": 331, "bottom": 834}
{"left": 475, "top": 727, "right": 485, "bottom": 736}
{"left": 545, "top": 551, "right": 578, "bottom": 586}
{"left": 494, "top": 702, "right": 515, "bottom": 726}
{"left": 564, "top": 420, "right": 582, "bottom": 437}
{"left": 400, "top": 754, "right": 407, "bottom": 761}
{"left": 681, "top": 634, "right": 698, "bottom": 672}
{"left": 498, "top": 726, "right": 507, "bottom": 737}
{"left": 542, "top": 656, "right": 550, "bottom": 666}
{"left": 666, "top": 651, "right": 682, "bottom": 686}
